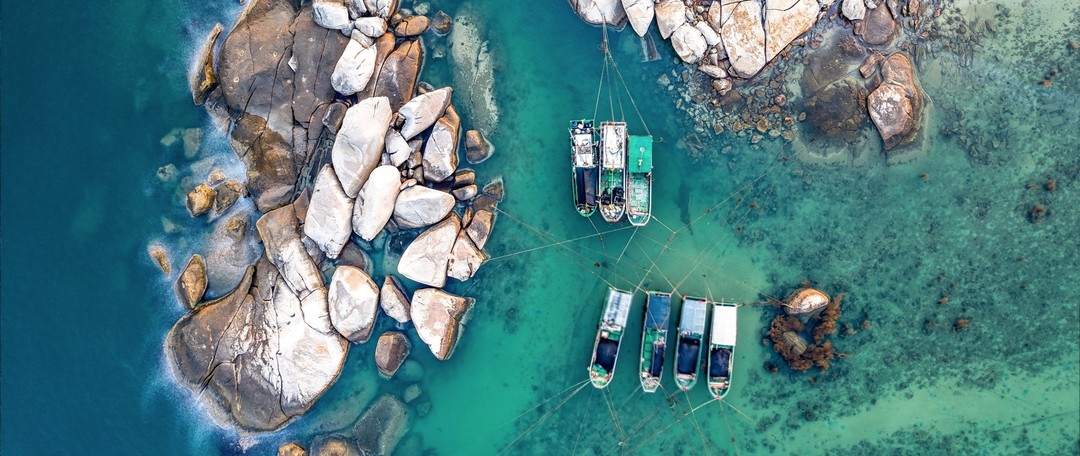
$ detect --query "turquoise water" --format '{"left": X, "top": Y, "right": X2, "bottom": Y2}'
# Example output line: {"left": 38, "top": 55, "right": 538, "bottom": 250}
{"left": 2, "top": 0, "right": 1078, "bottom": 455}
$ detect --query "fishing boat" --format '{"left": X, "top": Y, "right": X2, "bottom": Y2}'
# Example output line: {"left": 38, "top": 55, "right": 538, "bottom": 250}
{"left": 639, "top": 291, "right": 671, "bottom": 393}
{"left": 674, "top": 296, "right": 708, "bottom": 391}
{"left": 597, "top": 121, "right": 627, "bottom": 223}
{"left": 589, "top": 287, "right": 634, "bottom": 388}
{"left": 570, "top": 119, "right": 598, "bottom": 217}
{"left": 707, "top": 302, "right": 738, "bottom": 399}
{"left": 626, "top": 135, "right": 653, "bottom": 226}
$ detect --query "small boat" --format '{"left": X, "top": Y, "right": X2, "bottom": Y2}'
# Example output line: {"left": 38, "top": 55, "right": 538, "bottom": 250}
{"left": 674, "top": 296, "right": 708, "bottom": 391}
{"left": 570, "top": 119, "right": 598, "bottom": 217}
{"left": 598, "top": 121, "right": 627, "bottom": 223}
{"left": 626, "top": 135, "right": 653, "bottom": 226}
{"left": 707, "top": 302, "right": 738, "bottom": 399}
{"left": 639, "top": 291, "right": 672, "bottom": 393}
{"left": 589, "top": 287, "right": 634, "bottom": 388}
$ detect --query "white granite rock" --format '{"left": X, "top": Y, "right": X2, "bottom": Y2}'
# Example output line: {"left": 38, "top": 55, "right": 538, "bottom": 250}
{"left": 397, "top": 213, "right": 460, "bottom": 287}
{"left": 352, "top": 165, "right": 401, "bottom": 241}
{"left": 655, "top": 0, "right": 686, "bottom": 40}
{"left": 447, "top": 231, "right": 487, "bottom": 282}
{"left": 422, "top": 107, "right": 460, "bottom": 183}
{"left": 621, "top": 0, "right": 654, "bottom": 37}
{"left": 380, "top": 275, "right": 411, "bottom": 323}
{"left": 332, "top": 38, "right": 377, "bottom": 96}
{"left": 305, "top": 164, "right": 354, "bottom": 259}
{"left": 328, "top": 265, "right": 381, "bottom": 343}
{"left": 354, "top": 16, "right": 388, "bottom": 38}
{"left": 764, "top": 0, "right": 820, "bottom": 62}
{"left": 410, "top": 287, "right": 474, "bottom": 360}
{"left": 333, "top": 96, "right": 393, "bottom": 197}
{"left": 313, "top": 0, "right": 352, "bottom": 32}
{"left": 399, "top": 87, "right": 452, "bottom": 140}
{"left": 671, "top": 23, "right": 708, "bottom": 64}
{"left": 719, "top": 0, "right": 767, "bottom": 78}
{"left": 393, "top": 184, "right": 455, "bottom": 230}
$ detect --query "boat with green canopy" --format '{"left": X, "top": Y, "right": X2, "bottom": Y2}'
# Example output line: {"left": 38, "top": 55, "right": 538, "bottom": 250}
{"left": 707, "top": 301, "right": 738, "bottom": 399}
{"left": 674, "top": 296, "right": 708, "bottom": 391}
{"left": 589, "top": 287, "right": 634, "bottom": 389}
{"left": 639, "top": 291, "right": 671, "bottom": 393}
{"left": 626, "top": 135, "right": 653, "bottom": 226}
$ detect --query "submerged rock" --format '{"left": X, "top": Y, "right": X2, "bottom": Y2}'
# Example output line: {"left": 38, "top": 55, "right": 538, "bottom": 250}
{"left": 328, "top": 265, "right": 380, "bottom": 343}
{"left": 464, "top": 130, "right": 493, "bottom": 164}
{"left": 353, "top": 394, "right": 410, "bottom": 455}
{"left": 333, "top": 96, "right": 393, "bottom": 197}
{"left": 397, "top": 213, "right": 460, "bottom": 287}
{"left": 399, "top": 87, "right": 452, "bottom": 140}
{"left": 410, "top": 288, "right": 474, "bottom": 360}
{"left": 374, "top": 331, "right": 411, "bottom": 377}
{"left": 190, "top": 23, "right": 223, "bottom": 105}
{"left": 187, "top": 183, "right": 216, "bottom": 217}
{"left": 379, "top": 275, "right": 411, "bottom": 323}
{"left": 393, "top": 184, "right": 455, "bottom": 230}
{"left": 305, "top": 165, "right": 354, "bottom": 259}
{"left": 860, "top": 3, "right": 897, "bottom": 46}
{"left": 176, "top": 254, "right": 208, "bottom": 310}
{"left": 352, "top": 165, "right": 401, "bottom": 241}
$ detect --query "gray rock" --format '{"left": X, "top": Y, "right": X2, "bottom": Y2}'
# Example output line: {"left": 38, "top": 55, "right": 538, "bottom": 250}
{"left": 695, "top": 21, "right": 722, "bottom": 47}
{"left": 482, "top": 177, "right": 504, "bottom": 202}
{"left": 312, "top": 0, "right": 352, "bottom": 32}
{"left": 654, "top": 0, "right": 686, "bottom": 40}
{"left": 353, "top": 165, "right": 401, "bottom": 241}
{"left": 410, "top": 287, "right": 474, "bottom": 360}
{"left": 293, "top": 6, "right": 350, "bottom": 128}
{"left": 328, "top": 265, "right": 380, "bottom": 343}
{"left": 353, "top": 16, "right": 388, "bottom": 38}
{"left": 464, "top": 130, "right": 493, "bottom": 164}
{"left": 422, "top": 105, "right": 460, "bottom": 182}
{"left": 379, "top": 276, "right": 411, "bottom": 323}
{"left": 332, "top": 38, "right": 377, "bottom": 96}
{"left": 371, "top": 39, "right": 424, "bottom": 112}
{"left": 718, "top": 0, "right": 766, "bottom": 78}
{"left": 362, "top": 0, "right": 398, "bottom": 19}
{"left": 374, "top": 332, "right": 411, "bottom": 377}
{"left": 385, "top": 129, "right": 412, "bottom": 167}
{"left": 213, "top": 179, "right": 244, "bottom": 215}
{"left": 698, "top": 64, "right": 728, "bottom": 79}
{"left": 256, "top": 204, "right": 332, "bottom": 333}
{"left": 465, "top": 209, "right": 494, "bottom": 250}
{"left": 333, "top": 97, "right": 393, "bottom": 197}
{"left": 190, "top": 23, "right": 223, "bottom": 105}
{"left": 447, "top": 231, "right": 487, "bottom": 282}
{"left": 353, "top": 394, "right": 409, "bottom": 455}
{"left": 305, "top": 165, "right": 354, "bottom": 259}
{"left": 176, "top": 254, "right": 208, "bottom": 309}
{"left": 397, "top": 213, "right": 459, "bottom": 287}
{"left": 393, "top": 183, "right": 455, "bottom": 230}
{"left": 399, "top": 87, "right": 451, "bottom": 140}
{"left": 452, "top": 184, "right": 478, "bottom": 201}
{"left": 842, "top": 0, "right": 866, "bottom": 20}
{"left": 621, "top": 0, "right": 654, "bottom": 37}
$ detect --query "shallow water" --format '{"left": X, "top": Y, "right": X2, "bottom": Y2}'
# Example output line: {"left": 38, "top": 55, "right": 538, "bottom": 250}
{"left": 2, "top": 0, "right": 1078, "bottom": 454}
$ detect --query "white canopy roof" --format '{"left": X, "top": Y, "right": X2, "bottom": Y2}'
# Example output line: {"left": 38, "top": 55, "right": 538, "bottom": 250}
{"left": 711, "top": 304, "right": 738, "bottom": 346}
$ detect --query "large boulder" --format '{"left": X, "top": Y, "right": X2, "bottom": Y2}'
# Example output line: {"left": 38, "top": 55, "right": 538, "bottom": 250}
{"left": 393, "top": 184, "right": 455, "bottom": 230}
{"left": 447, "top": 231, "right": 487, "bottom": 282}
{"left": 379, "top": 276, "right": 411, "bottom": 323}
{"left": 353, "top": 395, "right": 410, "bottom": 455}
{"left": 860, "top": 2, "right": 896, "bottom": 46}
{"left": 385, "top": 129, "right": 413, "bottom": 167}
{"left": 332, "top": 38, "right": 378, "bottom": 96}
{"left": 399, "top": 87, "right": 452, "bottom": 140}
{"left": 670, "top": 23, "right": 708, "bottom": 64}
{"left": 165, "top": 261, "right": 348, "bottom": 432}
{"left": 842, "top": 0, "right": 866, "bottom": 20}
{"left": 333, "top": 97, "right": 393, "bottom": 197}
{"left": 764, "top": 0, "right": 820, "bottom": 62}
{"left": 176, "top": 254, "right": 208, "bottom": 310}
{"left": 362, "top": 0, "right": 398, "bottom": 19}
{"left": 569, "top": 0, "right": 627, "bottom": 27}
{"left": 312, "top": 0, "right": 352, "bottom": 32}
{"left": 422, "top": 106, "right": 460, "bottom": 183}
{"left": 256, "top": 204, "right": 332, "bottom": 333}
{"left": 410, "top": 288, "right": 474, "bottom": 360}
{"left": 868, "top": 53, "right": 923, "bottom": 150}
{"left": 371, "top": 39, "right": 423, "bottom": 112}
{"left": 374, "top": 332, "right": 411, "bottom": 377}
{"left": 352, "top": 165, "right": 401, "bottom": 241}
{"left": 229, "top": 115, "right": 297, "bottom": 211}
{"left": 328, "top": 265, "right": 380, "bottom": 343}
{"left": 719, "top": 0, "right": 767, "bottom": 78}
{"left": 464, "top": 130, "right": 493, "bottom": 164}
{"left": 654, "top": 0, "right": 686, "bottom": 40}
{"left": 291, "top": 8, "right": 350, "bottom": 129}
{"left": 465, "top": 209, "right": 495, "bottom": 250}
{"left": 354, "top": 17, "right": 388, "bottom": 38}
{"left": 187, "top": 183, "right": 216, "bottom": 217}
{"left": 397, "top": 214, "right": 460, "bottom": 287}
{"left": 621, "top": 0, "right": 654, "bottom": 37}
{"left": 305, "top": 165, "right": 354, "bottom": 259}
{"left": 190, "top": 23, "right": 223, "bottom": 105}
{"left": 394, "top": 15, "right": 430, "bottom": 37}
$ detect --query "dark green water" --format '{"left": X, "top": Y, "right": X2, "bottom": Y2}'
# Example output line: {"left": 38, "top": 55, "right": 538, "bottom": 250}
{"left": 2, "top": 0, "right": 1078, "bottom": 454}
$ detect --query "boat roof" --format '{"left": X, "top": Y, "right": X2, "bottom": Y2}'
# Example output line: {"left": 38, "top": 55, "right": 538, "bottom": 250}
{"left": 680, "top": 297, "right": 708, "bottom": 333}
{"left": 628, "top": 136, "right": 652, "bottom": 173}
{"left": 603, "top": 288, "right": 634, "bottom": 327}
{"left": 645, "top": 292, "right": 671, "bottom": 330}
{"left": 711, "top": 303, "right": 738, "bottom": 346}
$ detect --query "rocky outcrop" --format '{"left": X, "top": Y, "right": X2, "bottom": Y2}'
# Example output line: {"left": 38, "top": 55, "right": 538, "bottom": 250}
{"left": 411, "top": 288, "right": 474, "bottom": 360}
{"left": 447, "top": 231, "right": 487, "bottom": 282}
{"left": 860, "top": 3, "right": 896, "bottom": 46}
{"left": 374, "top": 332, "right": 410, "bottom": 377}
{"left": 149, "top": 244, "right": 171, "bottom": 275}
{"left": 764, "top": 0, "right": 821, "bottom": 62}
{"left": 165, "top": 261, "right": 348, "bottom": 432}
{"left": 394, "top": 15, "right": 429, "bottom": 37}
{"left": 397, "top": 214, "right": 460, "bottom": 287}
{"left": 352, "top": 165, "right": 401, "bottom": 241}
{"left": 332, "top": 38, "right": 378, "bottom": 96}
{"left": 187, "top": 183, "right": 216, "bottom": 217}
{"left": 654, "top": 0, "right": 686, "bottom": 40}
{"left": 312, "top": 0, "right": 351, "bottom": 32}
{"left": 399, "top": 87, "right": 451, "bottom": 140}
{"left": 333, "top": 96, "right": 393, "bottom": 197}
{"left": 176, "top": 254, "right": 208, "bottom": 310}
{"left": 464, "top": 130, "right": 493, "bottom": 164}
{"left": 569, "top": 0, "right": 627, "bottom": 27}
{"left": 328, "top": 265, "right": 380, "bottom": 343}
{"left": 278, "top": 442, "right": 308, "bottom": 456}
{"left": 256, "top": 204, "right": 332, "bottom": 333}
{"left": 353, "top": 395, "right": 410, "bottom": 455}
{"left": 372, "top": 39, "right": 423, "bottom": 112}
{"left": 379, "top": 276, "right": 411, "bottom": 323}
{"left": 214, "top": 179, "right": 244, "bottom": 215}
{"left": 190, "top": 23, "right": 223, "bottom": 105}
{"left": 465, "top": 209, "right": 495, "bottom": 250}
{"left": 670, "top": 23, "right": 707, "bottom": 64}
{"left": 305, "top": 165, "right": 354, "bottom": 258}
{"left": 720, "top": 0, "right": 767, "bottom": 78}
{"left": 868, "top": 53, "right": 923, "bottom": 150}
{"left": 621, "top": 0, "right": 654, "bottom": 37}
{"left": 393, "top": 184, "right": 455, "bottom": 230}
{"left": 422, "top": 106, "right": 460, "bottom": 183}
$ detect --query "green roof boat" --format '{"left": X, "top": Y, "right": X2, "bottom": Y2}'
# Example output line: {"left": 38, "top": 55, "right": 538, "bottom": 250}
{"left": 639, "top": 291, "right": 671, "bottom": 393}
{"left": 626, "top": 135, "right": 653, "bottom": 226}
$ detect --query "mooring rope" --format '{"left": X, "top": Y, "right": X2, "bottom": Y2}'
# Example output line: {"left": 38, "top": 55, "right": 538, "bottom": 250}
{"left": 498, "top": 381, "right": 591, "bottom": 455}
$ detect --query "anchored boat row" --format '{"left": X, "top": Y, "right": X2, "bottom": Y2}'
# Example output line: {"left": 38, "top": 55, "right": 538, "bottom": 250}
{"left": 588, "top": 288, "right": 738, "bottom": 399}
{"left": 569, "top": 120, "right": 653, "bottom": 226}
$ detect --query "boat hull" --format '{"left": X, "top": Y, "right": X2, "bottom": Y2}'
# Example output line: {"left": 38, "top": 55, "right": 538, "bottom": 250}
{"left": 639, "top": 291, "right": 671, "bottom": 393}
{"left": 674, "top": 296, "right": 708, "bottom": 391}
{"left": 589, "top": 287, "right": 634, "bottom": 389}
{"left": 707, "top": 302, "right": 738, "bottom": 399}
{"left": 598, "top": 122, "right": 627, "bottom": 223}
{"left": 626, "top": 135, "right": 653, "bottom": 226}
{"left": 570, "top": 119, "right": 597, "bottom": 217}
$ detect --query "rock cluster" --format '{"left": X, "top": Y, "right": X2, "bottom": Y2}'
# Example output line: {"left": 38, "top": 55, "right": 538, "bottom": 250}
{"left": 164, "top": 0, "right": 503, "bottom": 435}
